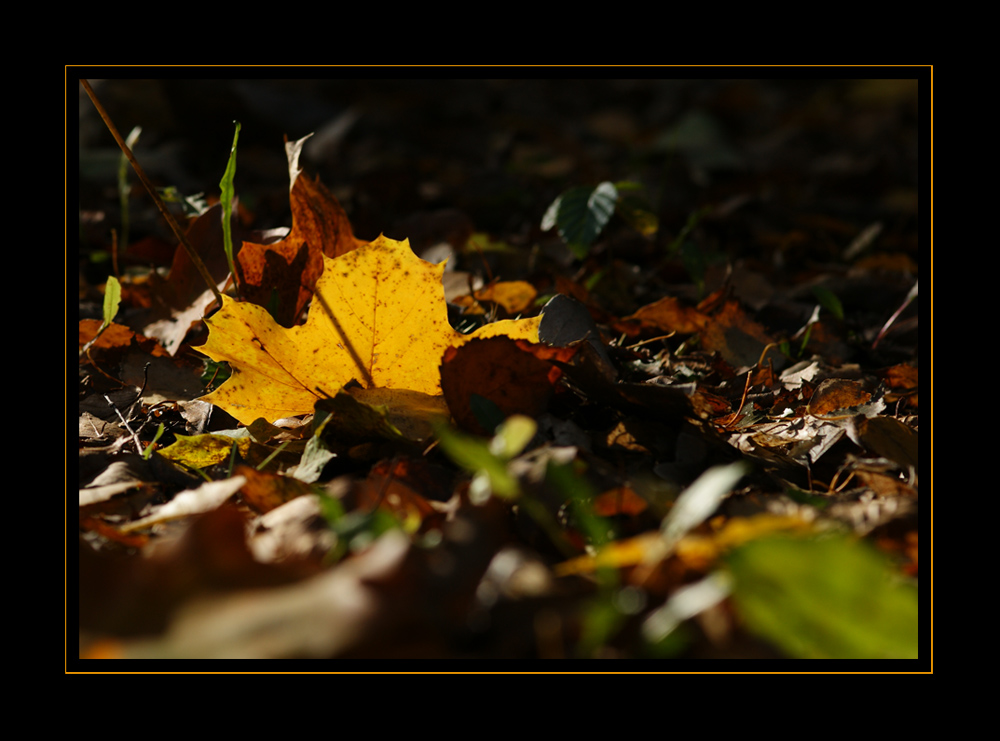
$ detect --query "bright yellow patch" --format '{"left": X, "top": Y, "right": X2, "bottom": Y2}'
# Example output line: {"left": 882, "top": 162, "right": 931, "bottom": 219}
{"left": 197, "top": 235, "right": 540, "bottom": 425}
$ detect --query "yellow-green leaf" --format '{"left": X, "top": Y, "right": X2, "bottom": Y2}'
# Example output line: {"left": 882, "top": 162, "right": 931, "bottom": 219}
{"left": 158, "top": 433, "right": 252, "bottom": 469}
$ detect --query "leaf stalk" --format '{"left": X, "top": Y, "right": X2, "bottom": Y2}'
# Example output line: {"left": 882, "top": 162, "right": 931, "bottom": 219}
{"left": 79, "top": 79, "right": 224, "bottom": 308}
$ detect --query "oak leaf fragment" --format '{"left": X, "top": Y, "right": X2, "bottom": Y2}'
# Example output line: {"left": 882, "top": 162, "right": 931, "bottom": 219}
{"left": 197, "top": 235, "right": 541, "bottom": 425}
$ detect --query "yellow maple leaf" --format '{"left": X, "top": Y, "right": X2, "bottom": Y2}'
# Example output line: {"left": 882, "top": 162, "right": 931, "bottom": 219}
{"left": 197, "top": 235, "right": 541, "bottom": 425}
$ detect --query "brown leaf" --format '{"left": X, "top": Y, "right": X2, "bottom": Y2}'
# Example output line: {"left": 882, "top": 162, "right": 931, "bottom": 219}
{"left": 617, "top": 295, "right": 709, "bottom": 336}
{"left": 593, "top": 486, "right": 648, "bottom": 517}
{"left": 140, "top": 203, "right": 277, "bottom": 355}
{"left": 440, "top": 336, "right": 576, "bottom": 435}
{"left": 700, "top": 299, "right": 780, "bottom": 369}
{"left": 79, "top": 319, "right": 169, "bottom": 358}
{"left": 236, "top": 135, "right": 368, "bottom": 327}
{"left": 237, "top": 466, "right": 314, "bottom": 514}
{"left": 807, "top": 378, "right": 872, "bottom": 417}
{"left": 353, "top": 458, "right": 445, "bottom": 530}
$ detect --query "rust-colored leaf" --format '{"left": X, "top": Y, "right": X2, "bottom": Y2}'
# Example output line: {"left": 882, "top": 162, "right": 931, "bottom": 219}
{"left": 79, "top": 319, "right": 169, "bottom": 358}
{"left": 440, "top": 336, "right": 576, "bottom": 435}
{"left": 807, "top": 378, "right": 872, "bottom": 417}
{"left": 617, "top": 295, "right": 709, "bottom": 336}
{"left": 593, "top": 486, "right": 648, "bottom": 517}
{"left": 700, "top": 299, "right": 780, "bottom": 369}
{"left": 237, "top": 465, "right": 314, "bottom": 514}
{"left": 236, "top": 135, "right": 368, "bottom": 327}
{"left": 353, "top": 458, "right": 448, "bottom": 531}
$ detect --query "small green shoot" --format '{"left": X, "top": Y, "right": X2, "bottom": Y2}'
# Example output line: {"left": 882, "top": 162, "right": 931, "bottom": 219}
{"left": 811, "top": 286, "right": 844, "bottom": 321}
{"left": 220, "top": 121, "right": 242, "bottom": 296}
{"left": 80, "top": 275, "right": 122, "bottom": 358}
{"left": 317, "top": 493, "right": 402, "bottom": 564}
{"left": 434, "top": 417, "right": 532, "bottom": 502}
{"left": 255, "top": 440, "right": 292, "bottom": 472}
{"left": 101, "top": 275, "right": 122, "bottom": 331}
{"left": 200, "top": 359, "right": 231, "bottom": 390}
{"left": 141, "top": 423, "right": 165, "bottom": 460}
{"left": 118, "top": 126, "right": 141, "bottom": 251}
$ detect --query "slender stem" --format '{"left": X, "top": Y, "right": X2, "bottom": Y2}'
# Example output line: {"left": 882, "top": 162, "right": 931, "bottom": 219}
{"left": 79, "top": 79, "right": 224, "bottom": 307}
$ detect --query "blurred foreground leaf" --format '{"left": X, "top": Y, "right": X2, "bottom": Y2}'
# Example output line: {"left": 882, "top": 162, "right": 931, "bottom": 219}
{"left": 724, "top": 534, "right": 918, "bottom": 659}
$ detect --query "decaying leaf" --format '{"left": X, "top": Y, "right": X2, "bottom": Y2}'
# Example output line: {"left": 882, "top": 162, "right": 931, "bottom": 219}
{"left": 235, "top": 134, "right": 368, "bottom": 327}
{"left": 451, "top": 280, "right": 538, "bottom": 315}
{"left": 440, "top": 336, "right": 576, "bottom": 435}
{"left": 197, "top": 235, "right": 541, "bottom": 425}
{"left": 618, "top": 295, "right": 709, "bottom": 336}
{"left": 700, "top": 299, "right": 781, "bottom": 369}
{"left": 237, "top": 465, "right": 314, "bottom": 514}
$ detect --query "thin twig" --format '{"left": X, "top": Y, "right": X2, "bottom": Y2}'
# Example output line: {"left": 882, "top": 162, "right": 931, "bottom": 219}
{"left": 873, "top": 280, "right": 918, "bottom": 349}
{"left": 105, "top": 394, "right": 144, "bottom": 455}
{"left": 79, "top": 79, "right": 224, "bottom": 308}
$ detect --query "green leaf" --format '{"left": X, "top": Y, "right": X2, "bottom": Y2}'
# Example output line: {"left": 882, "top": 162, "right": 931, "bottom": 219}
{"left": 489, "top": 414, "right": 537, "bottom": 460}
{"left": 292, "top": 422, "right": 336, "bottom": 483}
{"left": 219, "top": 121, "right": 241, "bottom": 290}
{"left": 102, "top": 275, "right": 121, "bottom": 330}
{"left": 811, "top": 286, "right": 844, "bottom": 321}
{"left": 725, "top": 534, "right": 918, "bottom": 659}
{"left": 434, "top": 423, "right": 520, "bottom": 500}
{"left": 542, "top": 181, "right": 618, "bottom": 258}
{"left": 141, "top": 423, "right": 165, "bottom": 461}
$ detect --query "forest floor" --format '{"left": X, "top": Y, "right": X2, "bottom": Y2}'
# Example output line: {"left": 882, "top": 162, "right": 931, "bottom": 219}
{"left": 74, "top": 75, "right": 925, "bottom": 666}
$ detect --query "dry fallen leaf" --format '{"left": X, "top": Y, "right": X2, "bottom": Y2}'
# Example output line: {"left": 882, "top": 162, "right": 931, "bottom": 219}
{"left": 700, "top": 299, "right": 780, "bottom": 369}
{"left": 197, "top": 235, "right": 541, "bottom": 425}
{"left": 236, "top": 134, "right": 368, "bottom": 327}
{"left": 451, "top": 280, "right": 538, "bottom": 315}
{"left": 440, "top": 336, "right": 576, "bottom": 435}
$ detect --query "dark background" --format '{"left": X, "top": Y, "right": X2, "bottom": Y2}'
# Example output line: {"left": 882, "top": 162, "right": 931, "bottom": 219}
{"left": 77, "top": 74, "right": 922, "bottom": 287}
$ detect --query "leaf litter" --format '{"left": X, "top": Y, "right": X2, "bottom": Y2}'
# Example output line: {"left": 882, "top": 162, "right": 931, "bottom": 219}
{"left": 76, "top": 78, "right": 923, "bottom": 665}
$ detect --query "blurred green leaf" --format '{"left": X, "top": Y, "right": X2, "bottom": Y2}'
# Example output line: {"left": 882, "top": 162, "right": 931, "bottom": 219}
{"left": 489, "top": 414, "right": 537, "bottom": 460}
{"left": 725, "top": 534, "right": 918, "bottom": 659}
{"left": 811, "top": 286, "right": 844, "bottom": 321}
{"left": 613, "top": 181, "right": 659, "bottom": 237}
{"left": 434, "top": 420, "right": 522, "bottom": 500}
{"left": 545, "top": 459, "right": 611, "bottom": 548}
